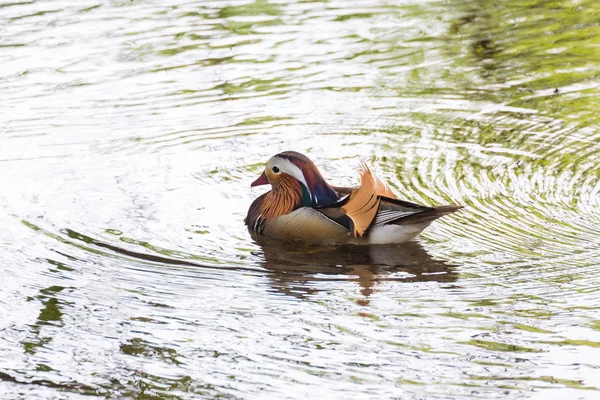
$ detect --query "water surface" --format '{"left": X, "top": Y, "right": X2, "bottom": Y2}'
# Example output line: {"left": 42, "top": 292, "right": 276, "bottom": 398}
{"left": 1, "top": 0, "right": 600, "bottom": 398}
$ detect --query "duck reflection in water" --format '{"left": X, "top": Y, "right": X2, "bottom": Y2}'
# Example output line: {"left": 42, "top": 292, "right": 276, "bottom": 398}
{"left": 255, "top": 240, "right": 458, "bottom": 304}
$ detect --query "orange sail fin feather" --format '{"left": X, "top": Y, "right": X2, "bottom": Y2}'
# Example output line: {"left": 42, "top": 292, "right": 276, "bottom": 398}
{"left": 373, "top": 174, "right": 396, "bottom": 199}
{"left": 247, "top": 151, "right": 462, "bottom": 245}
{"left": 340, "top": 163, "right": 380, "bottom": 237}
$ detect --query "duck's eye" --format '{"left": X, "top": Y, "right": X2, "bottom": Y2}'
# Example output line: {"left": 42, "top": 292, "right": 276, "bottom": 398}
{"left": 272, "top": 166, "right": 280, "bottom": 173}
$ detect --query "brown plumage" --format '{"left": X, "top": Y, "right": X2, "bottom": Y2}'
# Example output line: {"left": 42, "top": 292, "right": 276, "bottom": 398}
{"left": 247, "top": 151, "right": 463, "bottom": 245}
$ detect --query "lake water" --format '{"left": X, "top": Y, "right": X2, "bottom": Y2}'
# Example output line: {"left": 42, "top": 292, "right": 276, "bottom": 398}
{"left": 1, "top": 0, "right": 600, "bottom": 398}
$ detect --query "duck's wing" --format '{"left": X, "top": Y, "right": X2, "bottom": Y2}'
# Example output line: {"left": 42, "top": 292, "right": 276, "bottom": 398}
{"left": 375, "top": 197, "right": 462, "bottom": 227}
{"left": 331, "top": 186, "right": 463, "bottom": 228}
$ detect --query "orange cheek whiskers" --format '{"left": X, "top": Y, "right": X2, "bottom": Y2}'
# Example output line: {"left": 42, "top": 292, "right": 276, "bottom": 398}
{"left": 260, "top": 175, "right": 303, "bottom": 221}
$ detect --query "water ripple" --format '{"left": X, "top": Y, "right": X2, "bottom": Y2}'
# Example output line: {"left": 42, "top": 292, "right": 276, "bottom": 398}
{"left": 2, "top": 0, "right": 600, "bottom": 398}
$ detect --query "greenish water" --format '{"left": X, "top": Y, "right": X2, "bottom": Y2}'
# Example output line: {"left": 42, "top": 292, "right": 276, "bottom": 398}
{"left": 1, "top": 0, "right": 599, "bottom": 398}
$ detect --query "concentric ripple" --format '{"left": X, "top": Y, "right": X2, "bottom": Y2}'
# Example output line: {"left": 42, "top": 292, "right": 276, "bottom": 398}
{"left": 1, "top": 0, "right": 600, "bottom": 399}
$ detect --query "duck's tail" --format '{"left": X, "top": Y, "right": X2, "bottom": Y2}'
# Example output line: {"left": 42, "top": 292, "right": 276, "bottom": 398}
{"left": 392, "top": 204, "right": 463, "bottom": 226}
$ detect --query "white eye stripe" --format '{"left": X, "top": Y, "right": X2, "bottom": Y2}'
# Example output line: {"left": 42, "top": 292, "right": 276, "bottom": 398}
{"left": 269, "top": 157, "right": 310, "bottom": 191}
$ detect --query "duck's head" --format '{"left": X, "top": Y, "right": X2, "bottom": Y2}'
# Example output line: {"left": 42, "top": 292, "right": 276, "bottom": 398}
{"left": 251, "top": 151, "right": 340, "bottom": 207}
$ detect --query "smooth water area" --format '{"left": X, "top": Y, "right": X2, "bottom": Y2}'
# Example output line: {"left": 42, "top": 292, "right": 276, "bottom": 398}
{"left": 1, "top": 0, "right": 600, "bottom": 398}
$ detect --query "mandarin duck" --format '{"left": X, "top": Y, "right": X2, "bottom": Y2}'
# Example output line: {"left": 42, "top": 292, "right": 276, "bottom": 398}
{"left": 246, "top": 151, "right": 462, "bottom": 245}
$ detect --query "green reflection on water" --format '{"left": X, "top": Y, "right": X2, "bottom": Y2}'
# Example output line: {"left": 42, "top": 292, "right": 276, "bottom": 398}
{"left": 120, "top": 338, "right": 183, "bottom": 365}
{"left": 465, "top": 339, "right": 543, "bottom": 353}
{"left": 468, "top": 374, "right": 596, "bottom": 390}
{"left": 219, "top": 0, "right": 281, "bottom": 18}
{"left": 23, "top": 286, "right": 68, "bottom": 355}
{"left": 445, "top": 0, "right": 600, "bottom": 125}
